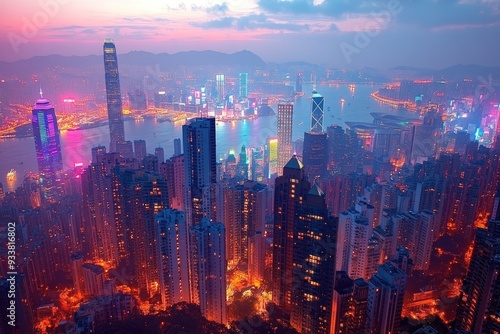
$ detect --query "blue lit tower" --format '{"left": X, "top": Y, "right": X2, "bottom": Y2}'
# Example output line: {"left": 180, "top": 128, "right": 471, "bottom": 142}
{"left": 31, "top": 91, "right": 63, "bottom": 203}
{"left": 103, "top": 39, "right": 125, "bottom": 151}
{"left": 311, "top": 90, "right": 324, "bottom": 133}
{"left": 239, "top": 73, "right": 248, "bottom": 98}
{"left": 303, "top": 90, "right": 327, "bottom": 181}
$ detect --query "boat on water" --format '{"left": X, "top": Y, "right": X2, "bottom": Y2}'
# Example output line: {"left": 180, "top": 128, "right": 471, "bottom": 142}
{"left": 7, "top": 169, "right": 16, "bottom": 181}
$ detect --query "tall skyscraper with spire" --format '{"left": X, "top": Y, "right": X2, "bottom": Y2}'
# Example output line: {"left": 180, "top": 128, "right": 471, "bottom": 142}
{"left": 310, "top": 90, "right": 324, "bottom": 133}
{"left": 103, "top": 39, "right": 125, "bottom": 151}
{"left": 31, "top": 90, "right": 63, "bottom": 203}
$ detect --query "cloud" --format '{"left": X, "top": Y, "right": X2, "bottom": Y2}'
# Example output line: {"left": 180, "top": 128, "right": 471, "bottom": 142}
{"left": 193, "top": 13, "right": 310, "bottom": 31}
{"left": 206, "top": 2, "right": 229, "bottom": 14}
{"left": 257, "top": 0, "right": 500, "bottom": 28}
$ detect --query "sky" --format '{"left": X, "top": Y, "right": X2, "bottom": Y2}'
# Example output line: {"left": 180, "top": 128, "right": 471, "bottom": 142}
{"left": 1, "top": 0, "right": 500, "bottom": 68}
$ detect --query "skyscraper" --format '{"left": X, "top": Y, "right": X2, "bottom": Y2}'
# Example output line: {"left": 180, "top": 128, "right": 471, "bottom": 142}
{"left": 134, "top": 139, "right": 147, "bottom": 161}
{"left": 290, "top": 184, "right": 337, "bottom": 334}
{"left": 215, "top": 74, "right": 225, "bottom": 103}
{"left": 239, "top": 72, "right": 248, "bottom": 98}
{"left": 277, "top": 104, "right": 294, "bottom": 176}
{"left": 224, "top": 180, "right": 267, "bottom": 274}
{"left": 311, "top": 90, "right": 324, "bottom": 133}
{"left": 302, "top": 131, "right": 328, "bottom": 182}
{"left": 190, "top": 219, "right": 227, "bottom": 324}
{"left": 367, "top": 262, "right": 407, "bottom": 334}
{"left": 455, "top": 189, "right": 500, "bottom": 332}
{"left": 183, "top": 118, "right": 217, "bottom": 227}
{"left": 272, "top": 155, "right": 311, "bottom": 312}
{"left": 156, "top": 209, "right": 190, "bottom": 309}
{"left": 103, "top": 39, "right": 125, "bottom": 151}
{"left": 31, "top": 93, "right": 63, "bottom": 203}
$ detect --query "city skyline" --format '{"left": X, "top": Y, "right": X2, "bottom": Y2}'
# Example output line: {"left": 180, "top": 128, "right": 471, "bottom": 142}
{"left": 1, "top": 1, "right": 500, "bottom": 68}
{"left": 1, "top": 3, "right": 500, "bottom": 332}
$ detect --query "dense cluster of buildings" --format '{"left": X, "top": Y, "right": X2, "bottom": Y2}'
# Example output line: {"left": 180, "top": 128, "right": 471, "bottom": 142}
{"left": 1, "top": 40, "right": 500, "bottom": 334}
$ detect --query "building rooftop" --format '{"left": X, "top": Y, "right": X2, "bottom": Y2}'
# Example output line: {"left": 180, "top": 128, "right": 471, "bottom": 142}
{"left": 284, "top": 155, "right": 304, "bottom": 170}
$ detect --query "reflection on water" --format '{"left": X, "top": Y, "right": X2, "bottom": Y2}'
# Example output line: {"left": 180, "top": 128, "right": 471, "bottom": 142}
{"left": 0, "top": 84, "right": 413, "bottom": 191}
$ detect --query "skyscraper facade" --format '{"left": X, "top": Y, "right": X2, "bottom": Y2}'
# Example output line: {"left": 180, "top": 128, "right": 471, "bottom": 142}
{"left": 190, "top": 219, "right": 227, "bottom": 324}
{"left": 311, "top": 90, "right": 324, "bottom": 133}
{"left": 366, "top": 262, "right": 407, "bottom": 334}
{"left": 272, "top": 156, "right": 310, "bottom": 312}
{"left": 103, "top": 39, "right": 125, "bottom": 151}
{"left": 277, "top": 104, "right": 294, "bottom": 176}
{"left": 156, "top": 209, "right": 190, "bottom": 309}
{"left": 183, "top": 118, "right": 217, "bottom": 227}
{"left": 31, "top": 95, "right": 63, "bottom": 203}
{"left": 239, "top": 72, "right": 248, "bottom": 98}
{"left": 290, "top": 184, "right": 337, "bottom": 334}
{"left": 215, "top": 74, "right": 225, "bottom": 103}
{"left": 302, "top": 132, "right": 328, "bottom": 182}
{"left": 455, "top": 189, "right": 500, "bottom": 332}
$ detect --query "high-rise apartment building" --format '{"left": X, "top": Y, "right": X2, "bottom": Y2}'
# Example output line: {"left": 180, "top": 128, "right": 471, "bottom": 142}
{"left": 183, "top": 118, "right": 217, "bottom": 226}
{"left": 190, "top": 219, "right": 227, "bottom": 324}
{"left": 156, "top": 209, "right": 190, "bottom": 309}
{"left": 366, "top": 262, "right": 407, "bottom": 334}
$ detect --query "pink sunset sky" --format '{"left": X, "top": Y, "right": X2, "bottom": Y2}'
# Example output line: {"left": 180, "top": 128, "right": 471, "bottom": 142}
{"left": 1, "top": 0, "right": 500, "bottom": 68}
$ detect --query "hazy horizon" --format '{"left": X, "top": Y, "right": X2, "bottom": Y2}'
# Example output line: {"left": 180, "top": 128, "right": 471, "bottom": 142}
{"left": 2, "top": 0, "right": 500, "bottom": 68}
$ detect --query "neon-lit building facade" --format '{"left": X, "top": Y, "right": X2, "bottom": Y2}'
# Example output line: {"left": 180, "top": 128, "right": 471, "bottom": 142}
{"left": 31, "top": 96, "right": 63, "bottom": 203}
{"left": 277, "top": 104, "right": 294, "bottom": 176}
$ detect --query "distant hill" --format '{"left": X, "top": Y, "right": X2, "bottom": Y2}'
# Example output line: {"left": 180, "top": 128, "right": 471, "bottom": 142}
{"left": 0, "top": 50, "right": 266, "bottom": 76}
{"left": 388, "top": 64, "right": 500, "bottom": 81}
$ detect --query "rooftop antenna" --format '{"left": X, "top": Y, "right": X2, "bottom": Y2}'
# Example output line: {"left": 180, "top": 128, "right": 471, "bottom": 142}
{"left": 39, "top": 85, "right": 43, "bottom": 99}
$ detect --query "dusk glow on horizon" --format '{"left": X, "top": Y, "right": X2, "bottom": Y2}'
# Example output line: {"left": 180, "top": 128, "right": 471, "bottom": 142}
{"left": 1, "top": 0, "right": 500, "bottom": 68}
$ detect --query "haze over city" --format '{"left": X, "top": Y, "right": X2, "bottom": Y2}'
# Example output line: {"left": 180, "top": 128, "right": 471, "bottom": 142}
{"left": 1, "top": 1, "right": 500, "bottom": 334}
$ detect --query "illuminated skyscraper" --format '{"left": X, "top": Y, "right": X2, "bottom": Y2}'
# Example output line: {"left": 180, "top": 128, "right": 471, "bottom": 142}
{"left": 224, "top": 180, "right": 267, "bottom": 274}
{"left": 266, "top": 137, "right": 278, "bottom": 178}
{"left": 215, "top": 74, "right": 225, "bottom": 103}
{"left": 190, "top": 219, "right": 227, "bottom": 324}
{"left": 103, "top": 39, "right": 125, "bottom": 151}
{"left": 31, "top": 93, "right": 63, "bottom": 203}
{"left": 183, "top": 118, "right": 217, "bottom": 227}
{"left": 277, "top": 104, "right": 294, "bottom": 176}
{"left": 311, "top": 90, "right": 324, "bottom": 133}
{"left": 156, "top": 209, "right": 190, "bottom": 309}
{"left": 290, "top": 184, "right": 337, "bottom": 334}
{"left": 272, "top": 155, "right": 311, "bottom": 312}
{"left": 239, "top": 72, "right": 248, "bottom": 98}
